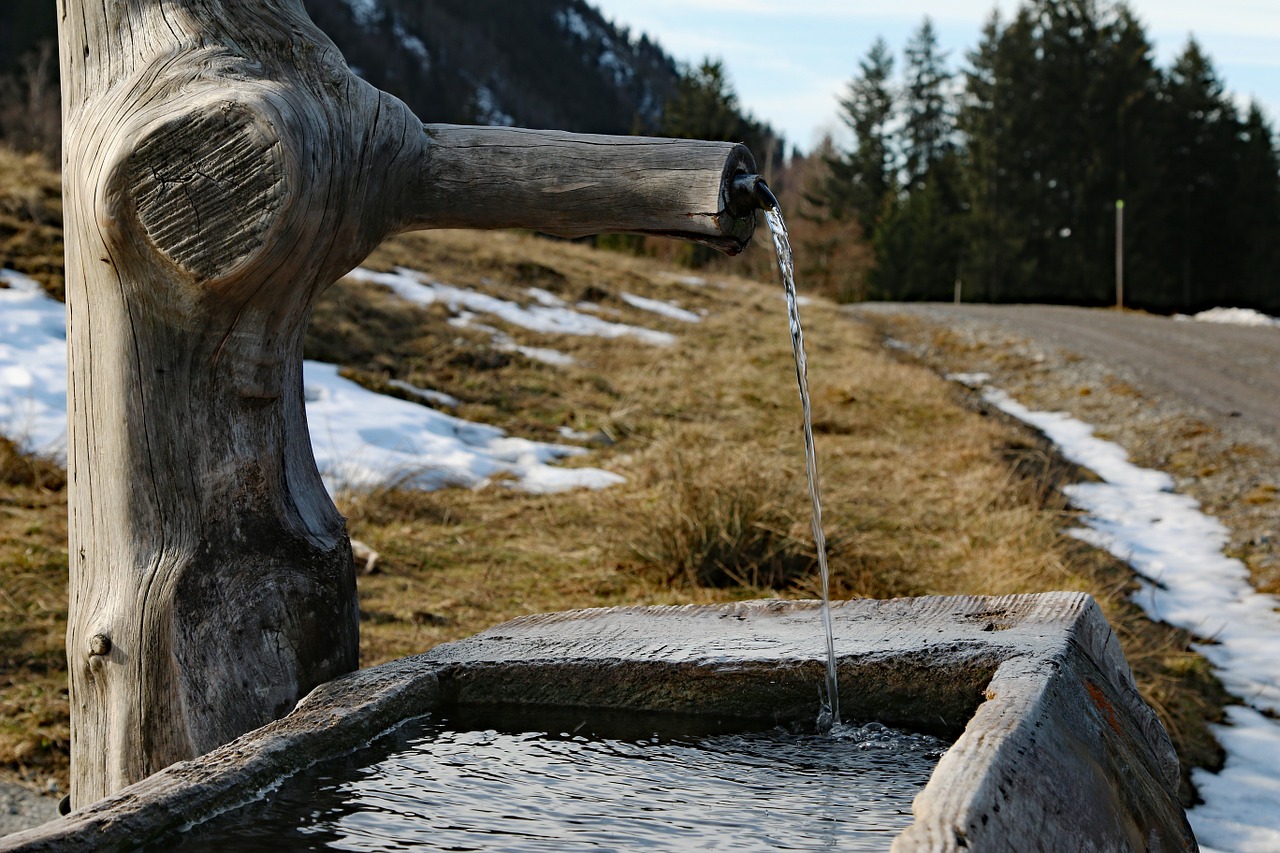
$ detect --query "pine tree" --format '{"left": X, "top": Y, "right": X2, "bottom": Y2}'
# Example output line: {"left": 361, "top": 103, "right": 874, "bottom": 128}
{"left": 869, "top": 153, "right": 964, "bottom": 300}
{"left": 957, "top": 0, "right": 1160, "bottom": 305}
{"left": 865, "top": 17, "right": 964, "bottom": 302}
{"left": 1155, "top": 39, "right": 1242, "bottom": 310}
{"left": 661, "top": 59, "right": 745, "bottom": 142}
{"left": 819, "top": 37, "right": 896, "bottom": 233}
{"left": 656, "top": 58, "right": 783, "bottom": 265}
{"left": 1230, "top": 104, "right": 1280, "bottom": 311}
{"left": 660, "top": 58, "right": 784, "bottom": 178}
{"left": 901, "top": 18, "right": 953, "bottom": 192}
{"left": 957, "top": 11, "right": 1034, "bottom": 301}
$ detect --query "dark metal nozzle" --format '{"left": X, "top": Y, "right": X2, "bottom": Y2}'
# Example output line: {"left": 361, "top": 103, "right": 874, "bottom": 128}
{"left": 729, "top": 173, "right": 779, "bottom": 214}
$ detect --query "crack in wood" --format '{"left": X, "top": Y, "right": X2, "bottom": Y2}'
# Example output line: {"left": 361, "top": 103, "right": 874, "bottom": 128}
{"left": 127, "top": 106, "right": 286, "bottom": 281}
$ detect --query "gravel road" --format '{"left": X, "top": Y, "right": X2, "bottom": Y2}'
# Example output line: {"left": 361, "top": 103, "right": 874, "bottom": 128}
{"left": 0, "top": 783, "right": 58, "bottom": 838}
{"left": 880, "top": 304, "right": 1280, "bottom": 452}
{"left": 849, "top": 302, "right": 1280, "bottom": 594}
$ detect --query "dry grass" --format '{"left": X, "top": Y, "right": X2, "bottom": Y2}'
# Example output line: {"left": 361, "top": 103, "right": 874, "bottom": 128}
{"left": 0, "top": 159, "right": 1224, "bottom": 804}
{"left": 624, "top": 438, "right": 820, "bottom": 589}
{"left": 0, "top": 437, "right": 69, "bottom": 793}
{"left": 0, "top": 147, "right": 62, "bottom": 300}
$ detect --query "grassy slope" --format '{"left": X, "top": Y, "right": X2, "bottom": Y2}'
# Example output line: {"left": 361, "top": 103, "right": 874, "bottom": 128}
{"left": 0, "top": 148, "right": 1222, "bottom": 803}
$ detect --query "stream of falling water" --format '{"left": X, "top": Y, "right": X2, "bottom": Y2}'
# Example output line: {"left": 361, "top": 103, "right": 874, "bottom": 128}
{"left": 764, "top": 207, "right": 840, "bottom": 729}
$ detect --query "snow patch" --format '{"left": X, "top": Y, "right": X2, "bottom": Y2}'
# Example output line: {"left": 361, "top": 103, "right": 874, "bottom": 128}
{"left": 305, "top": 362, "right": 621, "bottom": 494}
{"left": 0, "top": 269, "right": 619, "bottom": 495}
{"left": 557, "top": 425, "right": 596, "bottom": 441}
{"left": 619, "top": 292, "right": 702, "bottom": 323}
{"left": 1176, "top": 307, "right": 1280, "bottom": 328}
{"left": 555, "top": 7, "right": 594, "bottom": 41}
{"left": 981, "top": 385, "right": 1280, "bottom": 853}
{"left": 470, "top": 84, "right": 515, "bottom": 127}
{"left": 392, "top": 21, "right": 430, "bottom": 66}
{"left": 661, "top": 273, "right": 709, "bottom": 287}
{"left": 492, "top": 335, "right": 577, "bottom": 367}
{"left": 386, "top": 379, "right": 458, "bottom": 409}
{"left": 343, "top": 0, "right": 382, "bottom": 31}
{"left": 347, "top": 267, "right": 676, "bottom": 346}
{"left": 944, "top": 372, "right": 992, "bottom": 389}
{"left": 598, "top": 49, "right": 634, "bottom": 88}
{"left": 553, "top": 8, "right": 635, "bottom": 88}
{"left": 0, "top": 271, "right": 67, "bottom": 458}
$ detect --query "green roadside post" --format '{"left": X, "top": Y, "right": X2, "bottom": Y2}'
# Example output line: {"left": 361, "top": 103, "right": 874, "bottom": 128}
{"left": 1115, "top": 199, "right": 1125, "bottom": 310}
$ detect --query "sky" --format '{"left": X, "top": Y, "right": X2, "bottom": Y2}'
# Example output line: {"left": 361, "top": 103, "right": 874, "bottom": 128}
{"left": 589, "top": 0, "right": 1280, "bottom": 154}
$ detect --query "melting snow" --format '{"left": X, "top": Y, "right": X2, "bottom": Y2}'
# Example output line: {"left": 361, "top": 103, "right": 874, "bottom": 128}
{"left": 346, "top": 267, "right": 676, "bottom": 346}
{"left": 0, "top": 269, "right": 620, "bottom": 494}
{"left": 304, "top": 362, "right": 621, "bottom": 494}
{"left": 557, "top": 426, "right": 596, "bottom": 442}
{"left": 392, "top": 21, "right": 430, "bottom": 66}
{"left": 1175, "top": 307, "right": 1280, "bottom": 328}
{"left": 971, "top": 381, "right": 1280, "bottom": 853}
{"left": 619, "top": 292, "right": 702, "bottom": 323}
{"left": 343, "top": 0, "right": 382, "bottom": 30}
{"left": 555, "top": 7, "right": 594, "bottom": 41}
{"left": 660, "top": 273, "right": 709, "bottom": 287}
{"left": 386, "top": 379, "right": 458, "bottom": 409}
{"left": 0, "top": 271, "right": 67, "bottom": 458}
{"left": 470, "top": 84, "right": 516, "bottom": 128}
{"left": 944, "top": 372, "right": 993, "bottom": 388}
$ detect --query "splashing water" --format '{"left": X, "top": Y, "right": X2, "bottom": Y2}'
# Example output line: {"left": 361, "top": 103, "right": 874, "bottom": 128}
{"left": 764, "top": 207, "right": 840, "bottom": 729}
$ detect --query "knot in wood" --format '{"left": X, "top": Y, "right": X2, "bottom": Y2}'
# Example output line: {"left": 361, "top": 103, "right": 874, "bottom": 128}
{"left": 121, "top": 102, "right": 287, "bottom": 282}
{"left": 88, "top": 634, "right": 112, "bottom": 657}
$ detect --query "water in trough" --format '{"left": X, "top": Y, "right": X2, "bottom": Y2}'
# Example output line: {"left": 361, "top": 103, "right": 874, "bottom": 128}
{"left": 170, "top": 707, "right": 947, "bottom": 852}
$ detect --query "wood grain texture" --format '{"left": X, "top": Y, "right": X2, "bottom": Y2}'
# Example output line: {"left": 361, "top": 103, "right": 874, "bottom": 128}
{"left": 405, "top": 125, "right": 758, "bottom": 252}
{"left": 57, "top": 0, "right": 766, "bottom": 808}
{"left": 125, "top": 104, "right": 287, "bottom": 280}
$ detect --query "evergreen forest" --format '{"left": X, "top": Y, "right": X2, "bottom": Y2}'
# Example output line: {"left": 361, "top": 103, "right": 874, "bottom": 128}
{"left": 807, "top": 1, "right": 1280, "bottom": 313}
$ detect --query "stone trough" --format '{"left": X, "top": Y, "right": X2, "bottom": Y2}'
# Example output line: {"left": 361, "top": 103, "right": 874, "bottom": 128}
{"left": 0, "top": 592, "right": 1194, "bottom": 852}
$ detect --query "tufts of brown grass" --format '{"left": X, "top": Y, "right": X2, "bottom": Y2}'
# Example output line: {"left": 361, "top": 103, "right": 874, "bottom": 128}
{"left": 0, "top": 437, "right": 65, "bottom": 493}
{"left": 624, "top": 437, "right": 820, "bottom": 589}
{"left": 0, "top": 145, "right": 63, "bottom": 300}
{"left": 0, "top": 438, "right": 69, "bottom": 794}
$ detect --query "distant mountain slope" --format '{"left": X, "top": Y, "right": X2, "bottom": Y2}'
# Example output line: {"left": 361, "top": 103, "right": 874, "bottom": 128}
{"left": 0, "top": 0, "right": 679, "bottom": 136}
{"left": 303, "top": 0, "right": 680, "bottom": 133}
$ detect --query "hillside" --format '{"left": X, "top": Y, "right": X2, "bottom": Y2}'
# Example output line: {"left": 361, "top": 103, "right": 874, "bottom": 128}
{"left": 303, "top": 0, "right": 679, "bottom": 133}
{"left": 0, "top": 0, "right": 681, "bottom": 144}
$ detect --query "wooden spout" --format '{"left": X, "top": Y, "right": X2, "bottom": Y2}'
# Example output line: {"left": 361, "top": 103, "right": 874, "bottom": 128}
{"left": 401, "top": 125, "right": 760, "bottom": 254}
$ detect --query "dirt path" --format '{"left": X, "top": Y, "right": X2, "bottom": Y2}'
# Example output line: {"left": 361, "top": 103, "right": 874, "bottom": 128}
{"left": 849, "top": 303, "right": 1280, "bottom": 595}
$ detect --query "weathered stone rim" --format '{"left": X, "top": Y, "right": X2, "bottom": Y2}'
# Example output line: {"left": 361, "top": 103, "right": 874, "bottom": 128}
{"left": 0, "top": 592, "right": 1195, "bottom": 852}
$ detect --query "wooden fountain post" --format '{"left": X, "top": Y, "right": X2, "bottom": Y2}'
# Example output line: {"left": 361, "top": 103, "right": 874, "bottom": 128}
{"left": 57, "top": 0, "right": 760, "bottom": 807}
